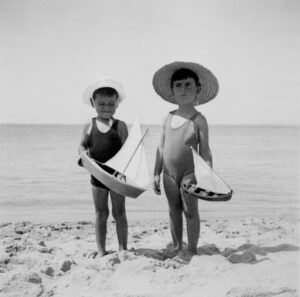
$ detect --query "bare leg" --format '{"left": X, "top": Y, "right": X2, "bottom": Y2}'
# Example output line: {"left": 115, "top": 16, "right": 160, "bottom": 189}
{"left": 163, "top": 173, "right": 183, "bottom": 253}
{"left": 92, "top": 185, "right": 109, "bottom": 257}
{"left": 181, "top": 174, "right": 200, "bottom": 255}
{"left": 110, "top": 191, "right": 128, "bottom": 251}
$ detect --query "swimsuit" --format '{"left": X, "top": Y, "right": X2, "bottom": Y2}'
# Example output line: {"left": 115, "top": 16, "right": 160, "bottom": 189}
{"left": 87, "top": 118, "right": 122, "bottom": 189}
{"left": 163, "top": 111, "right": 200, "bottom": 185}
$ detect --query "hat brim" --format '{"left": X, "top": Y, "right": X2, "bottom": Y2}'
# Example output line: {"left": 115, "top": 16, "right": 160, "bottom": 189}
{"left": 82, "top": 78, "right": 125, "bottom": 106}
{"left": 152, "top": 61, "right": 219, "bottom": 105}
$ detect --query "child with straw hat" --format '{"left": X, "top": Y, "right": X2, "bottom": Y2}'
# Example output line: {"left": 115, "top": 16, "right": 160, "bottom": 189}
{"left": 152, "top": 61, "right": 219, "bottom": 261}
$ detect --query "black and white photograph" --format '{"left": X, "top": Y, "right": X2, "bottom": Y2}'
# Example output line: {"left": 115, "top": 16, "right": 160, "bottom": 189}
{"left": 0, "top": 0, "right": 299, "bottom": 296}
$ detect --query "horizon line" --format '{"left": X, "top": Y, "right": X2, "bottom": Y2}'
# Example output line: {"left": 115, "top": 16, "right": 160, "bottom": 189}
{"left": 0, "top": 122, "right": 299, "bottom": 127}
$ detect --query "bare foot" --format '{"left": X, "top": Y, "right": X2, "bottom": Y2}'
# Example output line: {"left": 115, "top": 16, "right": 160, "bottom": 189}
{"left": 173, "top": 250, "right": 195, "bottom": 264}
{"left": 89, "top": 250, "right": 115, "bottom": 258}
{"left": 168, "top": 246, "right": 181, "bottom": 258}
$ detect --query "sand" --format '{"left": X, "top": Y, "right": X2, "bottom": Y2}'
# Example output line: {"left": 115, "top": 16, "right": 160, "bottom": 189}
{"left": 0, "top": 216, "right": 299, "bottom": 297}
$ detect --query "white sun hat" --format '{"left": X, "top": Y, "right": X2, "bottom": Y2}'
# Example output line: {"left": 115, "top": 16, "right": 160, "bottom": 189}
{"left": 82, "top": 77, "right": 125, "bottom": 106}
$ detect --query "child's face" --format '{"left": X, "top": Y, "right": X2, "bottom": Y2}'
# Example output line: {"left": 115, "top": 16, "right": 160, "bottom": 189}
{"left": 172, "top": 77, "right": 199, "bottom": 106}
{"left": 93, "top": 94, "right": 118, "bottom": 121}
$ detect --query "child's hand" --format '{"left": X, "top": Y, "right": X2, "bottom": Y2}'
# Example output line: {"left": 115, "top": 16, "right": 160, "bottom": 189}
{"left": 77, "top": 150, "right": 89, "bottom": 167}
{"left": 153, "top": 175, "right": 161, "bottom": 195}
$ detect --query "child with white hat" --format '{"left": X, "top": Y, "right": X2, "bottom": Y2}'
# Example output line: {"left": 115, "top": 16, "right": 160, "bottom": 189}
{"left": 78, "top": 78, "right": 128, "bottom": 257}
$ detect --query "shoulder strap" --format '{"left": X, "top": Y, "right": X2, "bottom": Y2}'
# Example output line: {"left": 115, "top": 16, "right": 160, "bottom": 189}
{"left": 111, "top": 119, "right": 119, "bottom": 131}
{"left": 163, "top": 112, "right": 173, "bottom": 130}
{"left": 89, "top": 118, "right": 97, "bottom": 133}
{"left": 190, "top": 112, "right": 200, "bottom": 122}
{"left": 86, "top": 118, "right": 94, "bottom": 135}
{"left": 189, "top": 113, "right": 200, "bottom": 145}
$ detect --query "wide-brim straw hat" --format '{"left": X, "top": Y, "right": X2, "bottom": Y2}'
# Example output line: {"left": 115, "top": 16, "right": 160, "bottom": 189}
{"left": 152, "top": 61, "right": 219, "bottom": 105}
{"left": 82, "top": 78, "right": 125, "bottom": 106}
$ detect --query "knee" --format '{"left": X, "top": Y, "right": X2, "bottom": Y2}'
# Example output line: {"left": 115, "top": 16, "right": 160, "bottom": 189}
{"left": 184, "top": 209, "right": 199, "bottom": 221}
{"left": 95, "top": 208, "right": 109, "bottom": 223}
{"left": 169, "top": 205, "right": 182, "bottom": 218}
{"left": 112, "top": 207, "right": 126, "bottom": 221}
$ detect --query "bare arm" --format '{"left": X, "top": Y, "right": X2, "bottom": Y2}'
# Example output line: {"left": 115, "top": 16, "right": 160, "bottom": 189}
{"left": 154, "top": 143, "right": 164, "bottom": 176}
{"left": 78, "top": 122, "right": 91, "bottom": 156}
{"left": 195, "top": 114, "right": 213, "bottom": 167}
{"left": 153, "top": 118, "right": 166, "bottom": 195}
{"left": 117, "top": 120, "right": 128, "bottom": 145}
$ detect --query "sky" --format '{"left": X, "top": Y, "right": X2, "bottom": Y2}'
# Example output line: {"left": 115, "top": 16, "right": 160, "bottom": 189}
{"left": 0, "top": 0, "right": 299, "bottom": 125}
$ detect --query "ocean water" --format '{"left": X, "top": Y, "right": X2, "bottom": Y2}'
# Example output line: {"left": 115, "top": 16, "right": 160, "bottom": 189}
{"left": 0, "top": 124, "right": 299, "bottom": 223}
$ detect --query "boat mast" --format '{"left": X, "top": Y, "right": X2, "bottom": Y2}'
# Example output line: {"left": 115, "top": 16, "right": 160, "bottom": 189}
{"left": 119, "top": 129, "right": 149, "bottom": 180}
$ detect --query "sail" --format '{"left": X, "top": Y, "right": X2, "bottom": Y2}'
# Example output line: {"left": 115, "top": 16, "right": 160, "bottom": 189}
{"left": 191, "top": 148, "right": 230, "bottom": 194}
{"left": 105, "top": 116, "right": 150, "bottom": 187}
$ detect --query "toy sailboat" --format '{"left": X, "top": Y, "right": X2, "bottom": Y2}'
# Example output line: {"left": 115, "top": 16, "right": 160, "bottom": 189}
{"left": 182, "top": 148, "right": 233, "bottom": 201}
{"left": 81, "top": 116, "right": 150, "bottom": 198}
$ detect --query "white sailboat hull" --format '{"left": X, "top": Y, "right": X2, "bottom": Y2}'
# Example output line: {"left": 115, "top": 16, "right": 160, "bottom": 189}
{"left": 81, "top": 152, "right": 146, "bottom": 198}
{"left": 183, "top": 183, "right": 233, "bottom": 201}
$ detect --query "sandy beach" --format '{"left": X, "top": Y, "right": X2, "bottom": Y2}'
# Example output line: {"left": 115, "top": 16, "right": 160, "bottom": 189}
{"left": 0, "top": 216, "right": 299, "bottom": 297}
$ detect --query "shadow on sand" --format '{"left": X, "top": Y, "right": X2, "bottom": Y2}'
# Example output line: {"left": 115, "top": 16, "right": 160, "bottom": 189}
{"left": 132, "top": 243, "right": 299, "bottom": 264}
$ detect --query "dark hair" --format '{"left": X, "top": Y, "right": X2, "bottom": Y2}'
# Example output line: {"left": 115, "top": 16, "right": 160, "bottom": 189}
{"left": 92, "top": 87, "right": 118, "bottom": 100}
{"left": 171, "top": 68, "right": 200, "bottom": 88}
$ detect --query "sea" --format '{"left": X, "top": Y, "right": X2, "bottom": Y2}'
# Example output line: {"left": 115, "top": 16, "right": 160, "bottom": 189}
{"left": 0, "top": 124, "right": 299, "bottom": 223}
